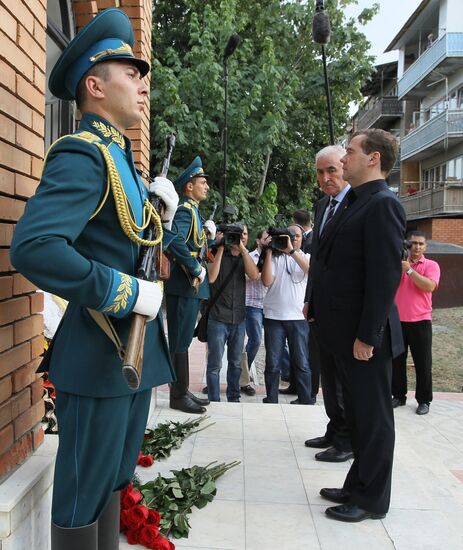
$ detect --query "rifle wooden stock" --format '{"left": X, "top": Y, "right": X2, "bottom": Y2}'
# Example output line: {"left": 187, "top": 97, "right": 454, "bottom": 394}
{"left": 122, "top": 312, "right": 147, "bottom": 389}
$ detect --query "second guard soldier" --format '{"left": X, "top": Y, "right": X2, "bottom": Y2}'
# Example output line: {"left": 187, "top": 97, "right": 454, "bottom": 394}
{"left": 165, "top": 157, "right": 216, "bottom": 413}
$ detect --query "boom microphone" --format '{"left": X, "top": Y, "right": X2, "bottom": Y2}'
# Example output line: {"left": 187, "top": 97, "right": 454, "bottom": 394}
{"left": 312, "top": 1, "right": 331, "bottom": 45}
{"left": 224, "top": 34, "right": 241, "bottom": 60}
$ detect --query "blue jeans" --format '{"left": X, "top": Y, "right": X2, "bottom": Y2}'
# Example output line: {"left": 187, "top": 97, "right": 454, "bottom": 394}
{"left": 264, "top": 318, "right": 313, "bottom": 404}
{"left": 245, "top": 306, "right": 264, "bottom": 368}
{"left": 206, "top": 318, "right": 246, "bottom": 402}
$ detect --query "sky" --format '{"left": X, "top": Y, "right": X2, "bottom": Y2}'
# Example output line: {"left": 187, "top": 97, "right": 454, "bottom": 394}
{"left": 342, "top": 0, "right": 423, "bottom": 64}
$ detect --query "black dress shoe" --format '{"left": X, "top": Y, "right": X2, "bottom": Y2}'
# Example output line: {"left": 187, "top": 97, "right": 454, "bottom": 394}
{"left": 278, "top": 386, "right": 297, "bottom": 395}
{"left": 392, "top": 397, "right": 406, "bottom": 408}
{"left": 290, "top": 398, "right": 315, "bottom": 405}
{"left": 201, "top": 386, "right": 208, "bottom": 395}
{"left": 187, "top": 390, "right": 210, "bottom": 406}
{"left": 416, "top": 403, "right": 429, "bottom": 415}
{"left": 325, "top": 504, "right": 385, "bottom": 522}
{"left": 319, "top": 488, "right": 351, "bottom": 504}
{"left": 263, "top": 397, "right": 275, "bottom": 403}
{"left": 305, "top": 435, "right": 332, "bottom": 448}
{"left": 241, "top": 385, "right": 256, "bottom": 396}
{"left": 315, "top": 447, "right": 353, "bottom": 463}
{"left": 170, "top": 395, "right": 206, "bottom": 414}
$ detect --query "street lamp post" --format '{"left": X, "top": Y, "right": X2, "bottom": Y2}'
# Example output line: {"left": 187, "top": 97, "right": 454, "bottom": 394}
{"left": 312, "top": 0, "right": 335, "bottom": 145}
{"left": 222, "top": 33, "right": 240, "bottom": 210}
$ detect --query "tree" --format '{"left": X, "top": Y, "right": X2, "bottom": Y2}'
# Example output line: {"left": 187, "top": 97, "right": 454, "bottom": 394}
{"left": 151, "top": 0, "right": 378, "bottom": 228}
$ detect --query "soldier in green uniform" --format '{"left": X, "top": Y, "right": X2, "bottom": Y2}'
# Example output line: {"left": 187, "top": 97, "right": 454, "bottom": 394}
{"left": 165, "top": 157, "right": 216, "bottom": 414}
{"left": 10, "top": 9, "right": 179, "bottom": 550}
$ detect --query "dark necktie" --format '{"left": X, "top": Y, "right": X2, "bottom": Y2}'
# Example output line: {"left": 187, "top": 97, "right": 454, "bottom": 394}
{"left": 321, "top": 197, "right": 337, "bottom": 234}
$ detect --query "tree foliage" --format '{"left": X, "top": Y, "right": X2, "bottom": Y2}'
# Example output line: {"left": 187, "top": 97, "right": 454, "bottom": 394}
{"left": 151, "top": 0, "right": 378, "bottom": 228}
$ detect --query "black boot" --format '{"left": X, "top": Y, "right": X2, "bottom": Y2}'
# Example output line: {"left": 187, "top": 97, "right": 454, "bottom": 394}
{"left": 170, "top": 352, "right": 206, "bottom": 414}
{"left": 98, "top": 491, "right": 120, "bottom": 550}
{"left": 183, "top": 354, "right": 210, "bottom": 406}
{"left": 51, "top": 520, "right": 98, "bottom": 550}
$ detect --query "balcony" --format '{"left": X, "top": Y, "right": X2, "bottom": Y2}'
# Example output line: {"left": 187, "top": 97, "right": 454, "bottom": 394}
{"left": 400, "top": 181, "right": 463, "bottom": 220}
{"left": 398, "top": 33, "right": 463, "bottom": 99}
{"left": 355, "top": 98, "right": 403, "bottom": 130}
{"left": 401, "top": 109, "right": 463, "bottom": 160}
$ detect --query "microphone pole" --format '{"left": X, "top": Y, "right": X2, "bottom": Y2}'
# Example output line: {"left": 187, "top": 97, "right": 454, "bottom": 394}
{"left": 222, "top": 34, "right": 240, "bottom": 210}
{"left": 312, "top": 0, "right": 335, "bottom": 144}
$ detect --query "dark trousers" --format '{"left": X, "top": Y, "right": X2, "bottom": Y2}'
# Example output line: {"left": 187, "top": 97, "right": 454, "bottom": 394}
{"left": 166, "top": 294, "right": 201, "bottom": 353}
{"left": 336, "top": 330, "right": 395, "bottom": 515}
{"left": 392, "top": 320, "right": 433, "bottom": 405}
{"left": 263, "top": 318, "right": 313, "bottom": 404}
{"left": 315, "top": 324, "right": 351, "bottom": 452}
{"left": 52, "top": 389, "right": 151, "bottom": 527}
{"left": 308, "top": 320, "right": 321, "bottom": 398}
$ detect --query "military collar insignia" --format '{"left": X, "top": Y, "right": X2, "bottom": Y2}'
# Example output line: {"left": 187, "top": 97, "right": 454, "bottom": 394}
{"left": 182, "top": 196, "right": 199, "bottom": 208}
{"left": 91, "top": 120, "right": 126, "bottom": 149}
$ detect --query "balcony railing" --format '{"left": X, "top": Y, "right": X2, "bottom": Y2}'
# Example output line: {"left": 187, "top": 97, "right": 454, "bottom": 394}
{"left": 398, "top": 33, "right": 463, "bottom": 99}
{"left": 355, "top": 98, "right": 403, "bottom": 130}
{"left": 400, "top": 181, "right": 463, "bottom": 219}
{"left": 401, "top": 109, "right": 463, "bottom": 160}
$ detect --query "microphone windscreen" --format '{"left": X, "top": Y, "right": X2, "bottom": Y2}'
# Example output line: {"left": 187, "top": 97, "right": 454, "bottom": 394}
{"left": 312, "top": 11, "right": 331, "bottom": 45}
{"left": 224, "top": 34, "right": 241, "bottom": 59}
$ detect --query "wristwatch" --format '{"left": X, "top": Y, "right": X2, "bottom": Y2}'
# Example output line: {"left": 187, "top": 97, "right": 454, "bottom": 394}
{"left": 289, "top": 248, "right": 297, "bottom": 255}
{"left": 406, "top": 267, "right": 414, "bottom": 275}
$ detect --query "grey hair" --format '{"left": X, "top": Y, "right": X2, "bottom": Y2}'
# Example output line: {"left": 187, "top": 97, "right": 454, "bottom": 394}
{"left": 315, "top": 144, "right": 346, "bottom": 164}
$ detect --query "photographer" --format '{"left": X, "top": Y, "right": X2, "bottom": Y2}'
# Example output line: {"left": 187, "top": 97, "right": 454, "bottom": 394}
{"left": 261, "top": 224, "right": 314, "bottom": 404}
{"left": 206, "top": 225, "right": 259, "bottom": 401}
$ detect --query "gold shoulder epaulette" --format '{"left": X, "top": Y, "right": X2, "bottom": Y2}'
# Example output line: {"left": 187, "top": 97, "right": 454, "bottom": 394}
{"left": 72, "top": 131, "right": 105, "bottom": 145}
{"left": 182, "top": 201, "right": 192, "bottom": 209}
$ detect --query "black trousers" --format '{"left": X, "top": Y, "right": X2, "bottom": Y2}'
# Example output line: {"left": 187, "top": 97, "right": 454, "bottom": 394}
{"left": 315, "top": 324, "right": 351, "bottom": 452}
{"left": 336, "top": 330, "right": 395, "bottom": 515}
{"left": 391, "top": 320, "right": 433, "bottom": 405}
{"left": 309, "top": 321, "right": 321, "bottom": 398}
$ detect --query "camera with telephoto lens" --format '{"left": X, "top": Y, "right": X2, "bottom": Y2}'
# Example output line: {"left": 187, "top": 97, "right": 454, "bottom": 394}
{"left": 216, "top": 223, "right": 244, "bottom": 247}
{"left": 402, "top": 239, "right": 411, "bottom": 260}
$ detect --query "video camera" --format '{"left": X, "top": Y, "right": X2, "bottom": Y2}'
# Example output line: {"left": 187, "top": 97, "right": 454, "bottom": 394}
{"left": 216, "top": 223, "right": 244, "bottom": 247}
{"left": 267, "top": 227, "right": 296, "bottom": 251}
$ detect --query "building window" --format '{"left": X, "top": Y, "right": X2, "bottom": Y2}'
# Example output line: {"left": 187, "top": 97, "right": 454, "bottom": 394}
{"left": 45, "top": 0, "right": 74, "bottom": 149}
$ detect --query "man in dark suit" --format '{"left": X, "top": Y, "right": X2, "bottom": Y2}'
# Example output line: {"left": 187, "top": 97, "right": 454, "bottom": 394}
{"left": 304, "top": 145, "right": 353, "bottom": 462}
{"left": 293, "top": 209, "right": 313, "bottom": 254}
{"left": 311, "top": 130, "right": 406, "bottom": 522}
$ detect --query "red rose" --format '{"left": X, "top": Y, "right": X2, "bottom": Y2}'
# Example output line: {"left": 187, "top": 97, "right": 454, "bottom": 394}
{"left": 138, "top": 454, "right": 155, "bottom": 467}
{"left": 121, "top": 486, "right": 143, "bottom": 509}
{"left": 125, "top": 504, "right": 150, "bottom": 531}
{"left": 120, "top": 509, "right": 130, "bottom": 531}
{"left": 126, "top": 528, "right": 140, "bottom": 545}
{"left": 138, "top": 525, "right": 160, "bottom": 548}
{"left": 146, "top": 509, "right": 161, "bottom": 527}
{"left": 150, "top": 535, "right": 175, "bottom": 550}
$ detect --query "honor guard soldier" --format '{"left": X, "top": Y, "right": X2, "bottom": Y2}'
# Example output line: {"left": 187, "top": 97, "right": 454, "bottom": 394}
{"left": 10, "top": 9, "right": 179, "bottom": 550}
{"left": 165, "top": 157, "right": 216, "bottom": 414}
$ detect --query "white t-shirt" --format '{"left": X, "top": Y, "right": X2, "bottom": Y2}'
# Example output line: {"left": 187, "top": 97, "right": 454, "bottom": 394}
{"left": 263, "top": 252, "right": 310, "bottom": 320}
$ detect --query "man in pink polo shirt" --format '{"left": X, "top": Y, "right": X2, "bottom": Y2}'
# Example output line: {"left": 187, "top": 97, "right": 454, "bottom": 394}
{"left": 392, "top": 230, "right": 441, "bottom": 415}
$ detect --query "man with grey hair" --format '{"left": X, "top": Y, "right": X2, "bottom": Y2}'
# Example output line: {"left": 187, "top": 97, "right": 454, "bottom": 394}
{"left": 303, "top": 144, "right": 353, "bottom": 462}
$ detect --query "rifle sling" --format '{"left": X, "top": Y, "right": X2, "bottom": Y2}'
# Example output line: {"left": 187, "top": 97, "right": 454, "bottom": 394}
{"left": 87, "top": 309, "right": 125, "bottom": 360}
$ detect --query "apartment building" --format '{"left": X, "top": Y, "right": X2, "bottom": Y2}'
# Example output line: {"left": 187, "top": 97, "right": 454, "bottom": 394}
{"left": 385, "top": 0, "right": 463, "bottom": 246}
{"left": 0, "top": 1, "right": 152, "bottom": 547}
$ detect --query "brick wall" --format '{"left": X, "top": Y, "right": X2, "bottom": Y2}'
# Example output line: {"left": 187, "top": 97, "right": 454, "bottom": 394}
{"left": 414, "top": 218, "right": 463, "bottom": 247}
{"left": 0, "top": 0, "right": 47, "bottom": 480}
{"left": 0, "top": 0, "right": 152, "bottom": 480}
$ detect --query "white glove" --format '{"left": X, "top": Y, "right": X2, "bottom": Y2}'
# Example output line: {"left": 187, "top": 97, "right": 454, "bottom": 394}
{"left": 198, "top": 266, "right": 207, "bottom": 284}
{"left": 149, "top": 177, "right": 178, "bottom": 230}
{"left": 204, "top": 220, "right": 216, "bottom": 240}
{"left": 133, "top": 279, "right": 163, "bottom": 321}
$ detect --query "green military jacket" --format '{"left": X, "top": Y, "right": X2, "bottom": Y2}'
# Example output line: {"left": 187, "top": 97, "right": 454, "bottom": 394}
{"left": 11, "top": 113, "right": 174, "bottom": 397}
{"left": 164, "top": 196, "right": 210, "bottom": 300}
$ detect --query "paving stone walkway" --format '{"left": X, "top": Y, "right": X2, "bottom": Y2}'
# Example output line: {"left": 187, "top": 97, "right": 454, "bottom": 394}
{"left": 120, "top": 339, "right": 463, "bottom": 550}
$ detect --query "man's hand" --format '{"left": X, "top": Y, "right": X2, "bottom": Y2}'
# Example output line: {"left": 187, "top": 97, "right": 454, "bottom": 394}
{"left": 198, "top": 266, "right": 207, "bottom": 283}
{"left": 214, "top": 231, "right": 224, "bottom": 247}
{"left": 282, "top": 236, "right": 294, "bottom": 255}
{"left": 204, "top": 220, "right": 216, "bottom": 240}
{"left": 402, "top": 260, "right": 411, "bottom": 272}
{"left": 353, "top": 338, "right": 374, "bottom": 361}
{"left": 133, "top": 279, "right": 163, "bottom": 321}
{"left": 302, "top": 302, "right": 309, "bottom": 319}
{"left": 149, "top": 177, "right": 178, "bottom": 230}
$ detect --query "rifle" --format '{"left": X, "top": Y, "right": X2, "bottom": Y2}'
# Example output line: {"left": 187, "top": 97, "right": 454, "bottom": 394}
{"left": 122, "top": 133, "right": 176, "bottom": 390}
{"left": 182, "top": 202, "right": 218, "bottom": 294}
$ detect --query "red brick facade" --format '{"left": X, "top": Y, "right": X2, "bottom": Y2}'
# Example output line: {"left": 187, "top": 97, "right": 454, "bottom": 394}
{"left": 0, "top": 0, "right": 152, "bottom": 479}
{"left": 413, "top": 218, "right": 463, "bottom": 247}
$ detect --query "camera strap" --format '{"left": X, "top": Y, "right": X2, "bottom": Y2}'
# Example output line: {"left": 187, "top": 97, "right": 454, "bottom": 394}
{"left": 202, "top": 256, "right": 241, "bottom": 315}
